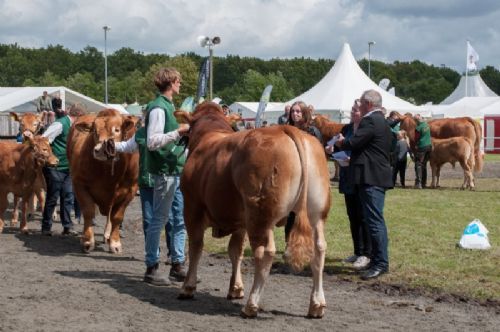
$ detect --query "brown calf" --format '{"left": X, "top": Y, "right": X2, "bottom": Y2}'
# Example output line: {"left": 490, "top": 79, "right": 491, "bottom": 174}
{"left": 0, "top": 137, "right": 58, "bottom": 233}
{"left": 430, "top": 137, "right": 475, "bottom": 190}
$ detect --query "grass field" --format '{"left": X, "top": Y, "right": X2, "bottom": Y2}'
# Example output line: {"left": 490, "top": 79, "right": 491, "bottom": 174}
{"left": 204, "top": 171, "right": 500, "bottom": 301}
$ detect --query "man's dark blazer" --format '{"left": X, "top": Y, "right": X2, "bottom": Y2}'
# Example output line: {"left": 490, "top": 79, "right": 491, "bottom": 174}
{"left": 341, "top": 110, "right": 393, "bottom": 188}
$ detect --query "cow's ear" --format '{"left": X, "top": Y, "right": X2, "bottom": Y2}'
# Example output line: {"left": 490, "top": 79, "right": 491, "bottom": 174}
{"left": 74, "top": 121, "right": 93, "bottom": 132}
{"left": 9, "top": 112, "right": 20, "bottom": 122}
{"left": 121, "top": 115, "right": 137, "bottom": 140}
{"left": 174, "top": 110, "right": 192, "bottom": 124}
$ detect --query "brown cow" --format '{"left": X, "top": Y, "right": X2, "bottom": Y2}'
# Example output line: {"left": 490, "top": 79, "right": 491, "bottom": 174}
{"left": 67, "top": 109, "right": 139, "bottom": 253}
{"left": 177, "top": 103, "right": 331, "bottom": 318}
{"left": 9, "top": 112, "right": 47, "bottom": 221}
{"left": 312, "top": 114, "right": 345, "bottom": 180}
{"left": 398, "top": 114, "right": 483, "bottom": 173}
{"left": 0, "top": 136, "right": 58, "bottom": 233}
{"left": 430, "top": 137, "right": 475, "bottom": 190}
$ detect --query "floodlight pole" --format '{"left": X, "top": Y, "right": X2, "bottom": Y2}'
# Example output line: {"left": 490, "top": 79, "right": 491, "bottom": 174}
{"left": 103, "top": 26, "right": 111, "bottom": 104}
{"left": 368, "top": 41, "right": 375, "bottom": 79}
{"left": 209, "top": 45, "right": 214, "bottom": 101}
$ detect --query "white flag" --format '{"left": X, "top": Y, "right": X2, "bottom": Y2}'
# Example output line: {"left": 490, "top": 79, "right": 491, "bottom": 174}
{"left": 467, "top": 41, "right": 479, "bottom": 71}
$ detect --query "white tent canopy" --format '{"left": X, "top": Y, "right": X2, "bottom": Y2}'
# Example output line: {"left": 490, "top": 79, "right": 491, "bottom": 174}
{"left": 432, "top": 97, "right": 500, "bottom": 118}
{"left": 266, "top": 43, "right": 425, "bottom": 119}
{"left": 440, "top": 74, "right": 498, "bottom": 105}
{"left": 0, "top": 86, "right": 115, "bottom": 114}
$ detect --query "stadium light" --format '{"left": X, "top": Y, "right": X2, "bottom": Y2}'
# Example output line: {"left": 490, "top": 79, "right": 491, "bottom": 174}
{"left": 103, "top": 26, "right": 111, "bottom": 104}
{"left": 198, "top": 36, "right": 221, "bottom": 100}
{"left": 368, "top": 41, "right": 376, "bottom": 79}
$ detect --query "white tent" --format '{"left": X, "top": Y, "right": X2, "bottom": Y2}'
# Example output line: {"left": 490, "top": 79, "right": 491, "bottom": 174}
{"left": 265, "top": 43, "right": 425, "bottom": 121}
{"left": 0, "top": 86, "right": 110, "bottom": 114}
{"left": 432, "top": 97, "right": 500, "bottom": 118}
{"left": 440, "top": 74, "right": 498, "bottom": 105}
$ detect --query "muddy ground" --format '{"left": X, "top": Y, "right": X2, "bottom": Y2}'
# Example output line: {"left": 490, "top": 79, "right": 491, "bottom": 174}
{"left": 1, "top": 162, "right": 499, "bottom": 331}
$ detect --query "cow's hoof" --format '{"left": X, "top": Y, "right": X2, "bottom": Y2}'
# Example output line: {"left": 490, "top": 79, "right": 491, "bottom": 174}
{"left": 307, "top": 303, "right": 326, "bottom": 319}
{"left": 240, "top": 305, "right": 259, "bottom": 318}
{"left": 0, "top": 227, "right": 3, "bottom": 233}
{"left": 20, "top": 228, "right": 29, "bottom": 235}
{"left": 108, "top": 241, "right": 122, "bottom": 254}
{"left": 82, "top": 241, "right": 95, "bottom": 253}
{"left": 227, "top": 287, "right": 244, "bottom": 300}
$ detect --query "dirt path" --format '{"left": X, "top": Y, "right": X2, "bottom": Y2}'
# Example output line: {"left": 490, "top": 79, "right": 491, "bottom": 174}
{"left": 1, "top": 196, "right": 498, "bottom": 332}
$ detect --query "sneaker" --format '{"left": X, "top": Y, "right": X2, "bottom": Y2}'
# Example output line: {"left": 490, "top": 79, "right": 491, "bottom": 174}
{"left": 343, "top": 255, "right": 358, "bottom": 263}
{"left": 353, "top": 256, "right": 371, "bottom": 270}
{"left": 169, "top": 262, "right": 187, "bottom": 282}
{"left": 61, "top": 228, "right": 78, "bottom": 236}
{"left": 41, "top": 229, "right": 52, "bottom": 236}
{"left": 144, "top": 263, "right": 171, "bottom": 286}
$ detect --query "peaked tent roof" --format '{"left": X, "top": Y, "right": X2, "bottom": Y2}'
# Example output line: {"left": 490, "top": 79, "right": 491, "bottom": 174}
{"left": 440, "top": 74, "right": 498, "bottom": 105}
{"left": 268, "top": 43, "right": 424, "bottom": 115}
{"left": 0, "top": 86, "right": 111, "bottom": 114}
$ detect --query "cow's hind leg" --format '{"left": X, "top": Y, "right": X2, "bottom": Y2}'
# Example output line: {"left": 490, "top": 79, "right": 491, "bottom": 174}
{"left": 241, "top": 228, "right": 275, "bottom": 318}
{"left": 19, "top": 195, "right": 30, "bottom": 234}
{"left": 0, "top": 193, "right": 7, "bottom": 233}
{"left": 11, "top": 195, "right": 20, "bottom": 226}
{"left": 227, "top": 229, "right": 246, "bottom": 300}
{"left": 308, "top": 218, "right": 327, "bottom": 318}
{"left": 179, "top": 208, "right": 205, "bottom": 300}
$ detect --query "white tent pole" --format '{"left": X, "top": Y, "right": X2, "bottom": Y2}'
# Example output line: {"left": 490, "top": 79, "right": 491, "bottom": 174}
{"left": 465, "top": 40, "right": 468, "bottom": 98}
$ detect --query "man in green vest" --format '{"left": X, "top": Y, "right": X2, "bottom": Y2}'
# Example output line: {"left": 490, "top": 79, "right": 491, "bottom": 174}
{"left": 413, "top": 114, "right": 432, "bottom": 189}
{"left": 40, "top": 104, "right": 86, "bottom": 235}
{"left": 142, "top": 67, "right": 190, "bottom": 286}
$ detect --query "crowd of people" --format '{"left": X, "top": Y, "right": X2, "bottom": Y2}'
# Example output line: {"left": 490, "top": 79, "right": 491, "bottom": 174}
{"left": 22, "top": 65, "right": 438, "bottom": 284}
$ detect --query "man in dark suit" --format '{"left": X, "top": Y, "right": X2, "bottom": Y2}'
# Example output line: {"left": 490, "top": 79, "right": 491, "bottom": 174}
{"left": 336, "top": 89, "right": 393, "bottom": 280}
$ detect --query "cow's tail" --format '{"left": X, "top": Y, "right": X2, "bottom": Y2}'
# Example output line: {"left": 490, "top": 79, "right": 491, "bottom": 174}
{"left": 468, "top": 118, "right": 483, "bottom": 172}
{"left": 283, "top": 126, "right": 313, "bottom": 272}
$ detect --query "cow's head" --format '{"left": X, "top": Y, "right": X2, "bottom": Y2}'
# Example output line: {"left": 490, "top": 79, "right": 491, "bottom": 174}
{"left": 74, "top": 109, "right": 137, "bottom": 161}
{"left": 10, "top": 112, "right": 43, "bottom": 139}
{"left": 26, "top": 136, "right": 59, "bottom": 167}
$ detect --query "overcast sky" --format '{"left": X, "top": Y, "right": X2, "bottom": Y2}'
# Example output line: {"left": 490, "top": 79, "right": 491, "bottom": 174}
{"left": 1, "top": 0, "right": 499, "bottom": 73}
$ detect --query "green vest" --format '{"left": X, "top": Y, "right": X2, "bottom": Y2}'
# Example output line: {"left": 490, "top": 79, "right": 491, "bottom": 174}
{"left": 135, "top": 127, "right": 154, "bottom": 188}
{"left": 144, "top": 95, "right": 186, "bottom": 175}
{"left": 415, "top": 121, "right": 432, "bottom": 149}
{"left": 51, "top": 116, "right": 71, "bottom": 171}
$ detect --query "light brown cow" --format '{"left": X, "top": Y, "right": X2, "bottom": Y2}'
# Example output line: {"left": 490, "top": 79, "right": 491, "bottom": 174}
{"left": 0, "top": 136, "right": 58, "bottom": 233}
{"left": 9, "top": 112, "right": 47, "bottom": 222}
{"left": 67, "top": 109, "right": 139, "bottom": 253}
{"left": 430, "top": 137, "right": 475, "bottom": 190}
{"left": 177, "top": 103, "right": 331, "bottom": 318}
{"left": 398, "top": 114, "right": 483, "bottom": 172}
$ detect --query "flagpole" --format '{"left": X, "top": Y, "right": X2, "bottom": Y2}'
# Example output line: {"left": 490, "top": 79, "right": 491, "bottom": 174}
{"left": 465, "top": 40, "right": 468, "bottom": 97}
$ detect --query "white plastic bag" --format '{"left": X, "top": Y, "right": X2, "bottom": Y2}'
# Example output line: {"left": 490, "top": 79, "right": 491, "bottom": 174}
{"left": 457, "top": 219, "right": 491, "bottom": 250}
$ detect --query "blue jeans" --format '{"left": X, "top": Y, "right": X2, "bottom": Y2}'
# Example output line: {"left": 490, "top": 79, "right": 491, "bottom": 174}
{"left": 144, "top": 175, "right": 177, "bottom": 268}
{"left": 140, "top": 187, "right": 154, "bottom": 237}
{"left": 358, "top": 185, "right": 389, "bottom": 270}
{"left": 41, "top": 167, "right": 74, "bottom": 231}
{"left": 165, "top": 179, "right": 186, "bottom": 264}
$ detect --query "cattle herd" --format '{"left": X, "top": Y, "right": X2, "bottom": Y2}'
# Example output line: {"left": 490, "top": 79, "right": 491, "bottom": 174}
{"left": 0, "top": 104, "right": 484, "bottom": 319}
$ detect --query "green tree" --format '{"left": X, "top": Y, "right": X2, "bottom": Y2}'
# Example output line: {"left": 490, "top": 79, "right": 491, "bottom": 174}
{"left": 66, "top": 72, "right": 101, "bottom": 100}
{"left": 480, "top": 66, "right": 500, "bottom": 95}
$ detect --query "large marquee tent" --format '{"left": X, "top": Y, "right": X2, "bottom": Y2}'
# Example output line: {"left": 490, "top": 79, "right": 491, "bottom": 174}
{"left": 231, "top": 43, "right": 426, "bottom": 123}
{"left": 440, "top": 74, "right": 498, "bottom": 105}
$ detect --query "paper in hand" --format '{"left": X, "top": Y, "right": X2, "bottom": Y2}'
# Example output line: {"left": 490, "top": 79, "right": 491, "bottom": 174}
{"left": 332, "top": 151, "right": 350, "bottom": 167}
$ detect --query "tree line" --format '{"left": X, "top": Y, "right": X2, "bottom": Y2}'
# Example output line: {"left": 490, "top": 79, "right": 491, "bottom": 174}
{"left": 1, "top": 43, "right": 500, "bottom": 107}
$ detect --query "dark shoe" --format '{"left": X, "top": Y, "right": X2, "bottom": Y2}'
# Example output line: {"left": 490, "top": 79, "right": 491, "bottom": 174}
{"left": 169, "top": 262, "right": 187, "bottom": 282}
{"left": 62, "top": 228, "right": 78, "bottom": 236}
{"left": 41, "top": 229, "right": 52, "bottom": 236}
{"left": 119, "top": 229, "right": 126, "bottom": 238}
{"left": 361, "top": 267, "right": 388, "bottom": 280}
{"left": 144, "top": 263, "right": 171, "bottom": 286}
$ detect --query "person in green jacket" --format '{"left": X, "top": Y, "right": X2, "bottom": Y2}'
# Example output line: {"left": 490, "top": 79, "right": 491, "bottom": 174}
{"left": 143, "top": 67, "right": 189, "bottom": 285}
{"left": 413, "top": 114, "right": 432, "bottom": 189}
{"left": 38, "top": 104, "right": 86, "bottom": 235}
